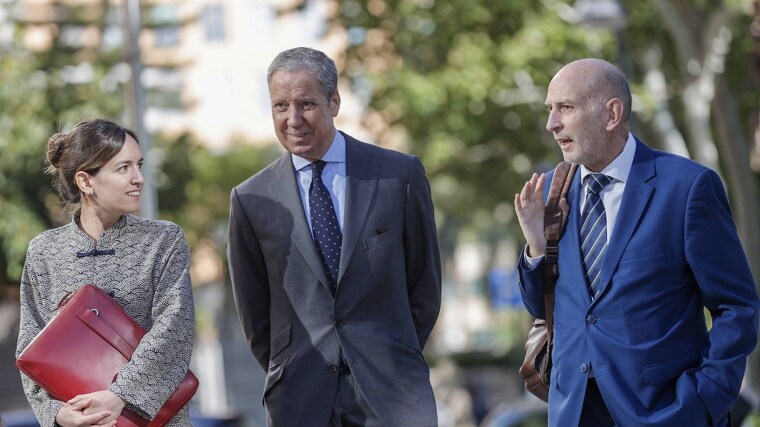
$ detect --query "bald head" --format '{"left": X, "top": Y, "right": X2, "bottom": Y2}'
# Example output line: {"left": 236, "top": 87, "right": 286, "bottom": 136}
{"left": 545, "top": 58, "right": 631, "bottom": 171}
{"left": 554, "top": 58, "right": 632, "bottom": 126}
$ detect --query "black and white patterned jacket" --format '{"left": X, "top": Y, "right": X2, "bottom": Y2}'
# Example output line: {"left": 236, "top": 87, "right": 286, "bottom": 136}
{"left": 16, "top": 213, "right": 195, "bottom": 426}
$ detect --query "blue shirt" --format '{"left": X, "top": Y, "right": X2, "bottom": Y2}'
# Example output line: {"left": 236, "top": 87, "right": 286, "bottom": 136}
{"left": 291, "top": 131, "right": 347, "bottom": 233}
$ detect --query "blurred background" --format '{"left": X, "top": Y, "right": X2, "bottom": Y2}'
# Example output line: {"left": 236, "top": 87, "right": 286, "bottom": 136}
{"left": 0, "top": 0, "right": 759, "bottom": 426}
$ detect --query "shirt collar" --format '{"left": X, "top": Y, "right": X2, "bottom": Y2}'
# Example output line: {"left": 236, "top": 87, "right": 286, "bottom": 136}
{"left": 71, "top": 210, "right": 129, "bottom": 254}
{"left": 580, "top": 132, "right": 636, "bottom": 184}
{"left": 292, "top": 131, "right": 347, "bottom": 172}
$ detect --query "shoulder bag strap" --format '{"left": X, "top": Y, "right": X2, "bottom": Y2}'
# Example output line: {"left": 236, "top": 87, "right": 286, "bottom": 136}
{"left": 542, "top": 162, "right": 578, "bottom": 346}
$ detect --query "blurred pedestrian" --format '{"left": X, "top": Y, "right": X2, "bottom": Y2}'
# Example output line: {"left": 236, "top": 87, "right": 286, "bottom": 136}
{"left": 515, "top": 58, "right": 759, "bottom": 426}
{"left": 227, "top": 47, "right": 442, "bottom": 426}
{"left": 16, "top": 119, "right": 195, "bottom": 426}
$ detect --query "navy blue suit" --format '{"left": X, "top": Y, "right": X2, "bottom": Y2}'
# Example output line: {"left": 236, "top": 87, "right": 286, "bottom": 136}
{"left": 520, "top": 139, "right": 759, "bottom": 426}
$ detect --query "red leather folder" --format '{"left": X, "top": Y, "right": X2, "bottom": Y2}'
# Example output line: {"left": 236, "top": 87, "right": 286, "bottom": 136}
{"left": 16, "top": 284, "right": 198, "bottom": 426}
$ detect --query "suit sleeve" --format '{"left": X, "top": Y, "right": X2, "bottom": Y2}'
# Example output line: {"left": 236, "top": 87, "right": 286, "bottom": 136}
{"left": 685, "top": 169, "right": 759, "bottom": 423}
{"left": 403, "top": 157, "right": 442, "bottom": 350}
{"left": 228, "top": 187, "right": 271, "bottom": 371}
{"left": 518, "top": 250, "right": 546, "bottom": 319}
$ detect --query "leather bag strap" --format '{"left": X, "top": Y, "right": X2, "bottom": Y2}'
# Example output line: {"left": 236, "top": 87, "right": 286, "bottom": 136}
{"left": 77, "top": 306, "right": 137, "bottom": 359}
{"left": 541, "top": 162, "right": 577, "bottom": 346}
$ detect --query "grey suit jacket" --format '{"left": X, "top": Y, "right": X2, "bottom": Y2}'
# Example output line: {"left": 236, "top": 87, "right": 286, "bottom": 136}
{"left": 227, "top": 132, "right": 442, "bottom": 426}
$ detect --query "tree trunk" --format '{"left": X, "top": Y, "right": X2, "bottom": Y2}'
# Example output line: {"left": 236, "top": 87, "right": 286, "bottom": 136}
{"left": 713, "top": 78, "right": 760, "bottom": 393}
{"left": 654, "top": 0, "right": 760, "bottom": 394}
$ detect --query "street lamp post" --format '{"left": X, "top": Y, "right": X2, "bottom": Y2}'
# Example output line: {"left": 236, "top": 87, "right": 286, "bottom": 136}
{"left": 124, "top": 0, "right": 157, "bottom": 219}
{"left": 574, "top": 0, "right": 630, "bottom": 76}
{"left": 574, "top": 0, "right": 627, "bottom": 33}
{"left": 574, "top": 0, "right": 632, "bottom": 129}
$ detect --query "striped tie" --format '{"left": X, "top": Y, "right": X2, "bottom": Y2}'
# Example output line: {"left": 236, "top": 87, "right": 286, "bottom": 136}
{"left": 581, "top": 173, "right": 612, "bottom": 298}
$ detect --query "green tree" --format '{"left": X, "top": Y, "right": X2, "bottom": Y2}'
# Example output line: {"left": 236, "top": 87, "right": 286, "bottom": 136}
{"left": 0, "top": 0, "right": 128, "bottom": 288}
{"left": 0, "top": 46, "right": 50, "bottom": 285}
{"left": 331, "top": 0, "right": 621, "bottom": 277}
{"left": 153, "top": 132, "right": 282, "bottom": 251}
{"left": 329, "top": 0, "right": 760, "bottom": 384}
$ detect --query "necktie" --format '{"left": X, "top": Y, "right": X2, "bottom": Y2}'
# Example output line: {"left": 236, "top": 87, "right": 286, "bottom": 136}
{"left": 580, "top": 173, "right": 612, "bottom": 298}
{"left": 309, "top": 160, "right": 342, "bottom": 288}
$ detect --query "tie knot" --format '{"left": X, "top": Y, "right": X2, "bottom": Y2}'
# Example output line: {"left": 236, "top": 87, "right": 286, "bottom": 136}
{"left": 312, "top": 160, "right": 327, "bottom": 176}
{"left": 586, "top": 173, "right": 611, "bottom": 195}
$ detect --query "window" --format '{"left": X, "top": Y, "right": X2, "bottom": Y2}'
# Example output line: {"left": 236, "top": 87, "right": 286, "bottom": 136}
{"left": 154, "top": 26, "right": 179, "bottom": 47}
{"left": 201, "top": 4, "right": 225, "bottom": 42}
{"left": 148, "top": 4, "right": 180, "bottom": 24}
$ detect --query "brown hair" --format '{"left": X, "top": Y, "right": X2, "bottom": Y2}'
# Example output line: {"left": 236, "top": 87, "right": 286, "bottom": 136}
{"left": 46, "top": 118, "right": 139, "bottom": 205}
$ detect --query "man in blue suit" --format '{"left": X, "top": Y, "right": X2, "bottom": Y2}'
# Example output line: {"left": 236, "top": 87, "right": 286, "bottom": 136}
{"left": 515, "top": 58, "right": 759, "bottom": 426}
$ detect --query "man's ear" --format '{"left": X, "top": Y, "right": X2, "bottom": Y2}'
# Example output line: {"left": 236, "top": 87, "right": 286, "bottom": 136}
{"left": 75, "top": 170, "right": 94, "bottom": 196}
{"left": 330, "top": 91, "right": 341, "bottom": 117}
{"left": 605, "top": 98, "right": 624, "bottom": 132}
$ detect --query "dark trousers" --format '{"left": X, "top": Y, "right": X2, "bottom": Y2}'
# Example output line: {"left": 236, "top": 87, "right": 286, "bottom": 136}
{"left": 579, "top": 378, "right": 615, "bottom": 427}
{"left": 328, "top": 363, "right": 383, "bottom": 427}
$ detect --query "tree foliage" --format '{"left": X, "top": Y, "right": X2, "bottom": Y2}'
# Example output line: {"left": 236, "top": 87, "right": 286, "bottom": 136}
{"left": 331, "top": 0, "right": 624, "bottom": 261}
{"left": 329, "top": 0, "right": 760, "bottom": 268}
{"left": 154, "top": 133, "right": 282, "bottom": 250}
{"left": 0, "top": 0, "right": 282, "bottom": 290}
{"left": 328, "top": 0, "right": 760, "bottom": 385}
{"left": 0, "top": 0, "right": 125, "bottom": 286}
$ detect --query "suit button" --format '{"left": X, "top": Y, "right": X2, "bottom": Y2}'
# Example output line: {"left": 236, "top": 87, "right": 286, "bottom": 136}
{"left": 327, "top": 364, "right": 338, "bottom": 373}
{"left": 334, "top": 319, "right": 344, "bottom": 329}
{"left": 580, "top": 363, "right": 589, "bottom": 373}
{"left": 586, "top": 314, "right": 597, "bottom": 324}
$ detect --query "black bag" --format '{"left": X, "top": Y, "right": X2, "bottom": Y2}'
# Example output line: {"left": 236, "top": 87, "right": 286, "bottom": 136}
{"left": 519, "top": 161, "right": 577, "bottom": 402}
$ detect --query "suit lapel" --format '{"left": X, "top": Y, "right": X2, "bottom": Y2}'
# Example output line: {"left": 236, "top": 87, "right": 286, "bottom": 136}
{"left": 338, "top": 135, "right": 377, "bottom": 283}
{"left": 268, "top": 153, "right": 332, "bottom": 290}
{"left": 563, "top": 167, "right": 595, "bottom": 305}
{"left": 593, "top": 139, "right": 655, "bottom": 301}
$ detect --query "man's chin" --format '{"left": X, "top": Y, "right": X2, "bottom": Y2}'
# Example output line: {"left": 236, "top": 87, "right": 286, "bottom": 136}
{"left": 560, "top": 151, "right": 577, "bottom": 164}
{"left": 289, "top": 146, "right": 321, "bottom": 161}
{"left": 285, "top": 141, "right": 311, "bottom": 153}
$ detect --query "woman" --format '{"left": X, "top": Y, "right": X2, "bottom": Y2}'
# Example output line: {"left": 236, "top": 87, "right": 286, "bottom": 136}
{"left": 16, "top": 119, "right": 195, "bottom": 426}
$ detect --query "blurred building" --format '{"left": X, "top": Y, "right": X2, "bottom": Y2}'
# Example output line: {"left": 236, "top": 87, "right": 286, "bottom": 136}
{"left": 10, "top": 0, "right": 365, "bottom": 148}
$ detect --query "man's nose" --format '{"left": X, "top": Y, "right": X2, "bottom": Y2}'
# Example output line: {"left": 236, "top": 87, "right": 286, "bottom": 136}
{"left": 546, "top": 110, "right": 562, "bottom": 133}
{"left": 287, "top": 106, "right": 303, "bottom": 126}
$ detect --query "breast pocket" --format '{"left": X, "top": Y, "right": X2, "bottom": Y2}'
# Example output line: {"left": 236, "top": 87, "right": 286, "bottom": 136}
{"left": 364, "top": 228, "right": 399, "bottom": 251}
{"left": 620, "top": 244, "right": 669, "bottom": 263}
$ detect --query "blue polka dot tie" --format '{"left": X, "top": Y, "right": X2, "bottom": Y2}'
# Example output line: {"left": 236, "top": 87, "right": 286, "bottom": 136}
{"left": 581, "top": 173, "right": 612, "bottom": 298}
{"left": 309, "top": 160, "right": 342, "bottom": 289}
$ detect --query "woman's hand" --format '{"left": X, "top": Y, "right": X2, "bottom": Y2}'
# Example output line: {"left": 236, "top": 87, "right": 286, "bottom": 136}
{"left": 56, "top": 390, "right": 125, "bottom": 426}
{"left": 55, "top": 396, "right": 115, "bottom": 427}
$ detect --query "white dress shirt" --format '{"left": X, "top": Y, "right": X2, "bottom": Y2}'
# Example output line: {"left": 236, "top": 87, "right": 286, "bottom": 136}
{"left": 525, "top": 133, "right": 637, "bottom": 266}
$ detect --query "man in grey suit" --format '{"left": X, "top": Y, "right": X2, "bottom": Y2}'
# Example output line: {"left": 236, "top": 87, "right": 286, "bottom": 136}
{"left": 227, "top": 47, "right": 442, "bottom": 427}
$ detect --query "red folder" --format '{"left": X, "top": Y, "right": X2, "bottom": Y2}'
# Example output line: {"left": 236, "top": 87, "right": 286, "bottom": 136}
{"left": 16, "top": 284, "right": 198, "bottom": 426}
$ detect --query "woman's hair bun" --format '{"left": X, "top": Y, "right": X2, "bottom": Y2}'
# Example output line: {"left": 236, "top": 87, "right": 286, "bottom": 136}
{"left": 46, "top": 133, "right": 68, "bottom": 168}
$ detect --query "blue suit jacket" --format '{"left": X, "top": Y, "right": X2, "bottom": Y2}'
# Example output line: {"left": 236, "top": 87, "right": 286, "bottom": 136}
{"left": 519, "top": 139, "right": 759, "bottom": 426}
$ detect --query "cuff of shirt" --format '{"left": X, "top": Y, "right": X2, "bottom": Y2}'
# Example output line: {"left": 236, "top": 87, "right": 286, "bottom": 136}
{"left": 522, "top": 245, "right": 543, "bottom": 269}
